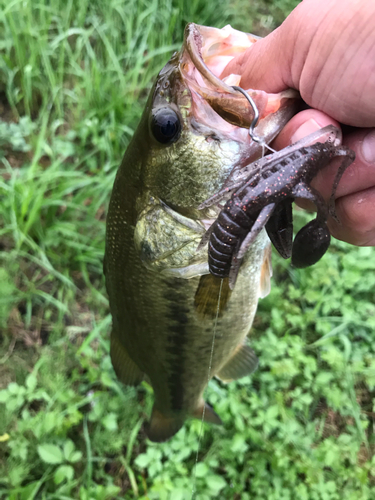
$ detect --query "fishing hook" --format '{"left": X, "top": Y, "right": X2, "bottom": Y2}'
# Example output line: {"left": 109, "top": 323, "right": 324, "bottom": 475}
{"left": 232, "top": 85, "right": 275, "bottom": 154}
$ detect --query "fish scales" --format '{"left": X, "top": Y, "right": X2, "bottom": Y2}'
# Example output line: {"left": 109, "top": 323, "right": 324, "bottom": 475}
{"left": 105, "top": 23, "right": 299, "bottom": 441}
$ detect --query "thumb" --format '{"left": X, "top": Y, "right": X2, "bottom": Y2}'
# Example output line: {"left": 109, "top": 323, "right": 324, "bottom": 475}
{"left": 222, "top": 0, "right": 375, "bottom": 127}
{"left": 220, "top": 0, "right": 327, "bottom": 93}
{"left": 220, "top": 26, "right": 292, "bottom": 93}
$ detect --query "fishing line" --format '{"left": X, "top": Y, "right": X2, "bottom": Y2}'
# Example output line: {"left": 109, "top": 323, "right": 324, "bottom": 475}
{"left": 192, "top": 86, "right": 272, "bottom": 498}
{"left": 191, "top": 277, "right": 223, "bottom": 499}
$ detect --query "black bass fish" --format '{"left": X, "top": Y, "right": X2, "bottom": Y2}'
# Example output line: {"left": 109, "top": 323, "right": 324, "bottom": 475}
{"left": 104, "top": 23, "right": 300, "bottom": 442}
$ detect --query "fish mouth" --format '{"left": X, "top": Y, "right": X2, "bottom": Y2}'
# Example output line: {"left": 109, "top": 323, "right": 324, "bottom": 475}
{"left": 180, "top": 23, "right": 299, "bottom": 142}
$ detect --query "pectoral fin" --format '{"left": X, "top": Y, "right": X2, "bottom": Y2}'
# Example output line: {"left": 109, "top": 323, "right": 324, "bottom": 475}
{"left": 217, "top": 343, "right": 259, "bottom": 382}
{"left": 110, "top": 330, "right": 144, "bottom": 386}
{"left": 194, "top": 274, "right": 231, "bottom": 319}
{"left": 259, "top": 243, "right": 273, "bottom": 299}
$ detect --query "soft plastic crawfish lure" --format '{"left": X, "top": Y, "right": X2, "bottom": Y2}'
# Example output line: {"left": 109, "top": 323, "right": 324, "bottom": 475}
{"left": 200, "top": 122, "right": 355, "bottom": 288}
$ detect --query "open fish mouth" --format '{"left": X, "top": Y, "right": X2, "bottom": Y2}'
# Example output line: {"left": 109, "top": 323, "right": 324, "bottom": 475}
{"left": 180, "top": 23, "right": 300, "bottom": 143}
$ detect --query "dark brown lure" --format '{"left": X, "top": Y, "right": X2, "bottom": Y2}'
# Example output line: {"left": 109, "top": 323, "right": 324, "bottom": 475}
{"left": 199, "top": 125, "right": 355, "bottom": 287}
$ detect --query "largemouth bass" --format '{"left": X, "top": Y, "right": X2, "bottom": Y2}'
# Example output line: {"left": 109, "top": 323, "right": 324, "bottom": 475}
{"left": 104, "top": 23, "right": 300, "bottom": 442}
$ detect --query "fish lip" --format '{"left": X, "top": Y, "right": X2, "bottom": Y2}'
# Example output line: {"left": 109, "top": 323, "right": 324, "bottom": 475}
{"left": 184, "top": 23, "right": 237, "bottom": 96}
{"left": 180, "top": 23, "right": 300, "bottom": 133}
{"left": 182, "top": 23, "right": 260, "bottom": 129}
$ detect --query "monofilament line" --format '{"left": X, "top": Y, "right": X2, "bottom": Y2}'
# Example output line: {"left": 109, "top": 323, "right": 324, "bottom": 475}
{"left": 191, "top": 278, "right": 223, "bottom": 499}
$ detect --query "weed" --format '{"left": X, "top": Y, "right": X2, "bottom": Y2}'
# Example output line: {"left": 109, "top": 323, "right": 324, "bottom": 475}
{"left": 1, "top": 0, "right": 375, "bottom": 498}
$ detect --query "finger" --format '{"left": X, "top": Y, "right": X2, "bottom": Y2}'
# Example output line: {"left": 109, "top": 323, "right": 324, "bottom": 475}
{"left": 221, "top": 0, "right": 375, "bottom": 127}
{"left": 328, "top": 187, "right": 375, "bottom": 246}
{"left": 220, "top": 26, "right": 291, "bottom": 93}
{"left": 271, "top": 110, "right": 341, "bottom": 212}
{"left": 327, "top": 128, "right": 375, "bottom": 245}
{"left": 307, "top": 128, "right": 375, "bottom": 199}
{"left": 271, "top": 109, "right": 341, "bottom": 151}
{"left": 273, "top": 113, "right": 375, "bottom": 203}
{"left": 272, "top": 111, "right": 375, "bottom": 246}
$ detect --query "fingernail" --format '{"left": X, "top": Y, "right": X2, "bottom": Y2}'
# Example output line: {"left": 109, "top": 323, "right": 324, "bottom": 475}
{"left": 291, "top": 119, "right": 321, "bottom": 144}
{"left": 362, "top": 130, "right": 375, "bottom": 163}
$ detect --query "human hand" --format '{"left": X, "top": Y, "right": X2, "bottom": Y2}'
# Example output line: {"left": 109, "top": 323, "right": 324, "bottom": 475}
{"left": 223, "top": 0, "right": 375, "bottom": 246}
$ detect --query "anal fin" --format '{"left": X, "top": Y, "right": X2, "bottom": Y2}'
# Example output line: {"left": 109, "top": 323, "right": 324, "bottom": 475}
{"left": 192, "top": 401, "right": 222, "bottom": 425}
{"left": 216, "top": 343, "right": 259, "bottom": 382}
{"left": 110, "top": 330, "right": 144, "bottom": 386}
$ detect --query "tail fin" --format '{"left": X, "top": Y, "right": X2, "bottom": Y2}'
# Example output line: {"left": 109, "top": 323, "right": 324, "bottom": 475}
{"left": 146, "top": 407, "right": 185, "bottom": 442}
{"left": 146, "top": 402, "right": 222, "bottom": 442}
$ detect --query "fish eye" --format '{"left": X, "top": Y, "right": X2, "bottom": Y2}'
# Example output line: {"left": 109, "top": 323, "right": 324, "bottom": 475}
{"left": 150, "top": 107, "right": 181, "bottom": 144}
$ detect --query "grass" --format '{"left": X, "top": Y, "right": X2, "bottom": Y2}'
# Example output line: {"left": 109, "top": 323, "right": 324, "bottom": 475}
{"left": 1, "top": 0, "right": 375, "bottom": 498}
